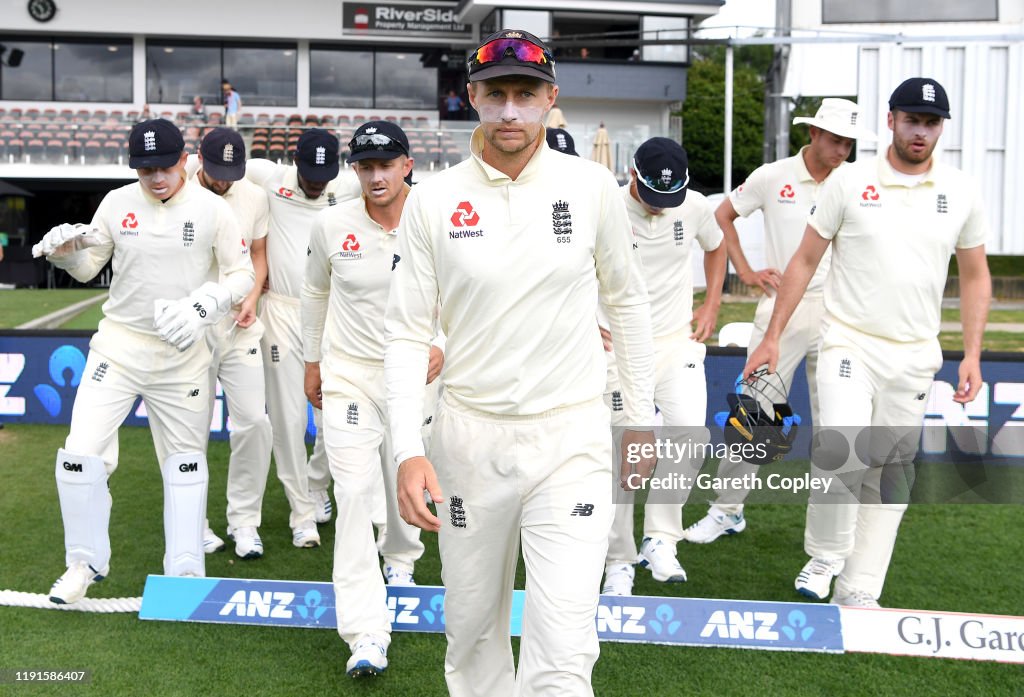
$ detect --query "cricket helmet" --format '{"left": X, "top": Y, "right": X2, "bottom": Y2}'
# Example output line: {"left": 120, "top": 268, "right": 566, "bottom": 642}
{"left": 723, "top": 368, "right": 800, "bottom": 466}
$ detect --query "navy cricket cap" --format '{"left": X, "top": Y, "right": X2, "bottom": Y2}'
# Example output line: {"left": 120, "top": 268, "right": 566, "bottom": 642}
{"left": 468, "top": 29, "right": 556, "bottom": 84}
{"left": 199, "top": 127, "right": 246, "bottom": 181}
{"left": 632, "top": 137, "right": 689, "bottom": 209}
{"left": 347, "top": 120, "right": 410, "bottom": 164}
{"left": 128, "top": 118, "right": 184, "bottom": 169}
{"left": 888, "top": 77, "right": 951, "bottom": 119}
{"left": 295, "top": 128, "right": 340, "bottom": 182}
{"left": 546, "top": 127, "right": 578, "bottom": 156}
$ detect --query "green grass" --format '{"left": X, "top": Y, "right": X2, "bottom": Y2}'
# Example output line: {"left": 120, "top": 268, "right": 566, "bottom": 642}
{"left": 58, "top": 302, "right": 106, "bottom": 330}
{"left": 941, "top": 308, "right": 1024, "bottom": 324}
{"left": 0, "top": 289, "right": 106, "bottom": 328}
{"left": 1, "top": 424, "right": 1021, "bottom": 696}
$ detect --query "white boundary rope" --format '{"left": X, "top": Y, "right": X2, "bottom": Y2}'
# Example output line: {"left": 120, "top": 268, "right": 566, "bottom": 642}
{"left": 0, "top": 589, "right": 141, "bottom": 613}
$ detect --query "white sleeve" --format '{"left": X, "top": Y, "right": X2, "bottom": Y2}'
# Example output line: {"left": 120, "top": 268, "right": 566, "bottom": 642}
{"left": 695, "top": 196, "right": 724, "bottom": 252}
{"left": 385, "top": 188, "right": 437, "bottom": 463}
{"left": 594, "top": 172, "right": 656, "bottom": 426}
{"left": 729, "top": 164, "right": 768, "bottom": 219}
{"left": 301, "top": 213, "right": 332, "bottom": 363}
{"left": 184, "top": 153, "right": 201, "bottom": 179}
{"left": 211, "top": 199, "right": 254, "bottom": 303}
{"left": 244, "top": 158, "right": 278, "bottom": 188}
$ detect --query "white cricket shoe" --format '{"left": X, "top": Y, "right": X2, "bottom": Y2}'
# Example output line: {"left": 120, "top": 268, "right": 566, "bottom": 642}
{"left": 203, "top": 522, "right": 225, "bottom": 554}
{"left": 383, "top": 563, "right": 416, "bottom": 586}
{"left": 637, "top": 537, "right": 687, "bottom": 583}
{"left": 49, "top": 560, "right": 109, "bottom": 605}
{"left": 795, "top": 557, "right": 845, "bottom": 600}
{"left": 602, "top": 563, "right": 635, "bottom": 596}
{"left": 684, "top": 506, "right": 747, "bottom": 544}
{"left": 346, "top": 635, "right": 389, "bottom": 677}
{"left": 292, "top": 520, "right": 321, "bottom": 548}
{"left": 228, "top": 526, "right": 264, "bottom": 559}
{"left": 311, "top": 489, "right": 332, "bottom": 525}
{"left": 831, "top": 588, "right": 882, "bottom": 608}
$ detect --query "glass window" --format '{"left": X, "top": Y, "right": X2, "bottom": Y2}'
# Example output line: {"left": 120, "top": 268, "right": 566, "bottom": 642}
{"left": 551, "top": 12, "right": 639, "bottom": 61}
{"left": 642, "top": 16, "right": 689, "bottom": 63}
{"left": 0, "top": 38, "right": 53, "bottom": 100}
{"left": 310, "top": 49, "right": 373, "bottom": 108}
{"left": 374, "top": 52, "right": 437, "bottom": 109}
{"left": 54, "top": 40, "right": 132, "bottom": 102}
{"left": 147, "top": 43, "right": 220, "bottom": 104}
{"left": 223, "top": 45, "right": 296, "bottom": 107}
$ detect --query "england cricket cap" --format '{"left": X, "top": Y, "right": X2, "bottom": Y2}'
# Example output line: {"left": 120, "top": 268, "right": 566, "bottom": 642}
{"left": 294, "top": 128, "right": 340, "bottom": 182}
{"left": 468, "top": 29, "right": 556, "bottom": 84}
{"left": 632, "top": 137, "right": 689, "bottom": 209}
{"left": 199, "top": 127, "right": 246, "bottom": 181}
{"left": 888, "top": 77, "right": 951, "bottom": 119}
{"left": 546, "top": 127, "right": 578, "bottom": 156}
{"left": 128, "top": 118, "right": 184, "bottom": 169}
{"left": 792, "top": 98, "right": 877, "bottom": 140}
{"left": 346, "top": 120, "right": 409, "bottom": 164}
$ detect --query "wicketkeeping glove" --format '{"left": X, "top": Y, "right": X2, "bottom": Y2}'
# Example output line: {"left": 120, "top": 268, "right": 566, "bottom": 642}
{"left": 154, "top": 282, "right": 233, "bottom": 352}
{"left": 32, "top": 223, "right": 104, "bottom": 258}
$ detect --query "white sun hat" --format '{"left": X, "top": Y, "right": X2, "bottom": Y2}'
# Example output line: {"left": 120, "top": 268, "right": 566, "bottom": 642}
{"left": 792, "top": 98, "right": 877, "bottom": 140}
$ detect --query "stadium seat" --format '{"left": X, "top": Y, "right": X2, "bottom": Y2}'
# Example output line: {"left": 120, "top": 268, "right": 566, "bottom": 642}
{"left": 7, "top": 107, "right": 23, "bottom": 120}
{"left": 126, "top": 110, "right": 140, "bottom": 122}
{"left": 336, "top": 115, "right": 351, "bottom": 127}
{"left": 250, "top": 143, "right": 267, "bottom": 159}
{"left": 6, "top": 138, "right": 24, "bottom": 161}
{"left": 25, "top": 108, "right": 41, "bottom": 122}
{"left": 90, "top": 110, "right": 108, "bottom": 123}
{"left": 320, "top": 114, "right": 335, "bottom": 128}
{"left": 305, "top": 114, "right": 319, "bottom": 127}
{"left": 44, "top": 138, "right": 64, "bottom": 163}
{"left": 268, "top": 144, "right": 285, "bottom": 163}
{"left": 65, "top": 138, "right": 83, "bottom": 162}
{"left": 111, "top": 110, "right": 125, "bottom": 122}
{"left": 76, "top": 109, "right": 91, "bottom": 121}
{"left": 208, "top": 112, "right": 223, "bottom": 125}
{"left": 83, "top": 139, "right": 102, "bottom": 162}
{"left": 43, "top": 108, "right": 58, "bottom": 121}
{"left": 102, "top": 140, "right": 122, "bottom": 164}
{"left": 718, "top": 322, "right": 754, "bottom": 348}
{"left": 0, "top": 136, "right": 6, "bottom": 161}
{"left": 256, "top": 113, "right": 271, "bottom": 125}
{"left": 238, "top": 113, "right": 255, "bottom": 126}
{"left": 25, "top": 138, "right": 45, "bottom": 163}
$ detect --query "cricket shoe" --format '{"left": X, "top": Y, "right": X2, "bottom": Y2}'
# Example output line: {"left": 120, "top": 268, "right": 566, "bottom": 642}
{"left": 602, "top": 563, "right": 635, "bottom": 596}
{"left": 228, "top": 526, "right": 264, "bottom": 559}
{"left": 637, "top": 537, "right": 687, "bottom": 582}
{"left": 203, "top": 521, "right": 226, "bottom": 554}
{"left": 49, "top": 560, "right": 109, "bottom": 605}
{"left": 292, "top": 520, "right": 321, "bottom": 548}
{"left": 794, "top": 557, "right": 844, "bottom": 600}
{"left": 311, "top": 489, "right": 333, "bottom": 525}
{"left": 830, "top": 588, "right": 882, "bottom": 609}
{"left": 346, "top": 635, "right": 389, "bottom": 677}
{"left": 684, "top": 506, "right": 746, "bottom": 544}
{"left": 383, "top": 563, "right": 416, "bottom": 586}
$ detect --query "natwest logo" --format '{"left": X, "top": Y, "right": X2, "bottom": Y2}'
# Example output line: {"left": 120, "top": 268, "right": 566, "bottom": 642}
{"left": 451, "top": 201, "right": 480, "bottom": 227}
{"left": 122, "top": 212, "right": 138, "bottom": 228}
{"left": 779, "top": 184, "right": 795, "bottom": 199}
{"left": 861, "top": 185, "right": 880, "bottom": 201}
{"left": 277, "top": 187, "right": 294, "bottom": 198}
{"left": 342, "top": 234, "right": 360, "bottom": 252}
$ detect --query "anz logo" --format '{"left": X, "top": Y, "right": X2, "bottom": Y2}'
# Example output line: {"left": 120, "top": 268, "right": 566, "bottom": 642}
{"left": 923, "top": 381, "right": 1024, "bottom": 456}
{"left": 700, "top": 610, "right": 779, "bottom": 641}
{"left": 0, "top": 345, "right": 86, "bottom": 418}
{"left": 387, "top": 595, "right": 421, "bottom": 625}
{"left": 595, "top": 604, "right": 648, "bottom": 635}
{"left": 219, "top": 590, "right": 296, "bottom": 619}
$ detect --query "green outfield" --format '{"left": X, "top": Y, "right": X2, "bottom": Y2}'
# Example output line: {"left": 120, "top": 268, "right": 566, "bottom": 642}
{"left": 1, "top": 424, "right": 1021, "bottom": 696}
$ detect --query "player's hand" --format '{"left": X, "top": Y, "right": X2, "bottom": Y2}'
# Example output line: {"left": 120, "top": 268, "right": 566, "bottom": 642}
{"left": 235, "top": 294, "right": 259, "bottom": 328}
{"left": 32, "top": 223, "right": 103, "bottom": 258}
{"left": 304, "top": 362, "right": 323, "bottom": 409}
{"left": 154, "top": 282, "right": 231, "bottom": 351}
{"left": 743, "top": 339, "right": 779, "bottom": 379}
{"left": 954, "top": 357, "right": 983, "bottom": 404}
{"left": 620, "top": 429, "right": 656, "bottom": 491}
{"left": 426, "top": 346, "right": 444, "bottom": 384}
{"left": 690, "top": 302, "right": 720, "bottom": 343}
{"left": 599, "top": 326, "right": 613, "bottom": 352}
{"left": 740, "top": 267, "right": 782, "bottom": 294}
{"left": 397, "top": 456, "right": 443, "bottom": 532}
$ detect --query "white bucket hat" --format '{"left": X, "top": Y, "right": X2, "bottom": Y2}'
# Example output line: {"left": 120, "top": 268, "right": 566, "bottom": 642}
{"left": 792, "top": 98, "right": 876, "bottom": 140}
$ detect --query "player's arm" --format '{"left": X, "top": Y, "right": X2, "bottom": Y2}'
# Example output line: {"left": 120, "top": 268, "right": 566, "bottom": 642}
{"left": 184, "top": 153, "right": 200, "bottom": 179}
{"left": 211, "top": 206, "right": 254, "bottom": 304}
{"left": 385, "top": 188, "right": 443, "bottom": 530}
{"left": 692, "top": 200, "right": 728, "bottom": 342}
{"left": 744, "top": 225, "right": 829, "bottom": 377}
{"left": 236, "top": 194, "right": 270, "bottom": 327}
{"left": 37, "top": 191, "right": 117, "bottom": 280}
{"left": 953, "top": 244, "right": 990, "bottom": 404}
{"left": 243, "top": 158, "right": 278, "bottom": 188}
{"left": 718, "top": 170, "right": 781, "bottom": 292}
{"left": 301, "top": 213, "right": 332, "bottom": 410}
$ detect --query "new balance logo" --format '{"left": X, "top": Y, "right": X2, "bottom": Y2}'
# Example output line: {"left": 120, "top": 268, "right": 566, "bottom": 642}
{"left": 915, "top": 393, "right": 927, "bottom": 400}
{"left": 186, "top": 388, "right": 200, "bottom": 398}
{"left": 270, "top": 345, "right": 280, "bottom": 363}
{"left": 92, "top": 361, "right": 109, "bottom": 382}
{"left": 937, "top": 194, "right": 948, "bottom": 213}
{"left": 450, "top": 496, "right": 467, "bottom": 528}
{"left": 247, "top": 348, "right": 258, "bottom": 355}
{"left": 346, "top": 402, "right": 359, "bottom": 425}
{"left": 571, "top": 503, "right": 594, "bottom": 517}
{"left": 611, "top": 390, "right": 623, "bottom": 412}
{"left": 839, "top": 359, "right": 852, "bottom": 378}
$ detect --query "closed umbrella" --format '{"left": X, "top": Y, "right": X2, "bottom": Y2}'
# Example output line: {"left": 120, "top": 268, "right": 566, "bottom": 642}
{"left": 590, "top": 123, "right": 612, "bottom": 171}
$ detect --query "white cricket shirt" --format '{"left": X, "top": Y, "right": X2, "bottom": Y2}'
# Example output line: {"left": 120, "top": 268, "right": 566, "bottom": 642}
{"left": 385, "top": 129, "right": 656, "bottom": 462}
{"left": 730, "top": 147, "right": 835, "bottom": 294}
{"left": 809, "top": 150, "right": 988, "bottom": 342}
{"left": 623, "top": 186, "right": 723, "bottom": 338}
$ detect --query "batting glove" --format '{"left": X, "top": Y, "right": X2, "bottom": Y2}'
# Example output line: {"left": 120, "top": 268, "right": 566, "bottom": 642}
{"left": 32, "top": 223, "right": 103, "bottom": 259}
{"left": 154, "top": 282, "right": 233, "bottom": 351}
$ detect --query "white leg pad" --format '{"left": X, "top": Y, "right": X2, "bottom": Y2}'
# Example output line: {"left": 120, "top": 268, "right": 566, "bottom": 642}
{"left": 55, "top": 448, "right": 111, "bottom": 572}
{"left": 161, "top": 452, "right": 209, "bottom": 577}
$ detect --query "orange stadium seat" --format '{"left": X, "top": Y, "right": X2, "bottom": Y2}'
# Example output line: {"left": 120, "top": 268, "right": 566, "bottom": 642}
{"left": 83, "top": 139, "right": 101, "bottom": 162}
{"left": 25, "top": 138, "right": 45, "bottom": 162}
{"left": 45, "top": 138, "right": 64, "bottom": 163}
{"left": 102, "top": 140, "right": 122, "bottom": 163}
{"left": 6, "top": 137, "right": 24, "bottom": 161}
{"left": 66, "top": 138, "right": 83, "bottom": 162}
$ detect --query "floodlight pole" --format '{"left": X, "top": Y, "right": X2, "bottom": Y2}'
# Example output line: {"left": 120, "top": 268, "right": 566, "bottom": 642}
{"left": 724, "top": 42, "right": 733, "bottom": 195}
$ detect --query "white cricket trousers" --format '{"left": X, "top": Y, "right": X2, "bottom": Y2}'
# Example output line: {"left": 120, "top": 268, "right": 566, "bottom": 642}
{"left": 259, "top": 292, "right": 316, "bottom": 528}
{"left": 606, "top": 332, "right": 708, "bottom": 564}
{"left": 207, "top": 316, "right": 272, "bottom": 530}
{"left": 432, "top": 392, "right": 613, "bottom": 697}
{"left": 321, "top": 353, "right": 428, "bottom": 646}
{"left": 63, "top": 320, "right": 213, "bottom": 568}
{"left": 714, "top": 294, "right": 823, "bottom": 513}
{"left": 805, "top": 317, "right": 942, "bottom": 599}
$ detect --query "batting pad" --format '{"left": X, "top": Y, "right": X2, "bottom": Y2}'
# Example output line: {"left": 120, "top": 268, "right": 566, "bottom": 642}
{"left": 55, "top": 448, "right": 111, "bottom": 571}
{"left": 160, "top": 452, "right": 208, "bottom": 577}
